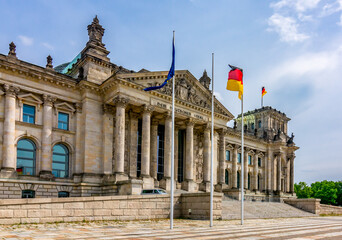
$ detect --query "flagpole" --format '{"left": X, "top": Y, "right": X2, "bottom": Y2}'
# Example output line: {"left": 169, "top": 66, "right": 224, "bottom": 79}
{"left": 170, "top": 31, "right": 175, "bottom": 230}
{"left": 241, "top": 94, "right": 244, "bottom": 225}
{"left": 210, "top": 52, "right": 214, "bottom": 227}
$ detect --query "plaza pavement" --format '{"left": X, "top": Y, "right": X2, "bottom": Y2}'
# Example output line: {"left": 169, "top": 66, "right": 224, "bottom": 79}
{"left": 0, "top": 216, "right": 341, "bottom": 239}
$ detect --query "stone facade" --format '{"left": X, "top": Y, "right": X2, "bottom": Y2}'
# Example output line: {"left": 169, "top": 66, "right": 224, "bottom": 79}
{"left": 0, "top": 16, "right": 298, "bottom": 200}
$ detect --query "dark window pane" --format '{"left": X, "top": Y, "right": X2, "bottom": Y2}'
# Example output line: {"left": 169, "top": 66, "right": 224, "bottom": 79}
{"left": 23, "top": 105, "right": 35, "bottom": 124}
{"left": 58, "top": 191, "right": 69, "bottom": 198}
{"left": 52, "top": 144, "right": 69, "bottom": 178}
{"left": 17, "top": 139, "right": 36, "bottom": 176}
{"left": 22, "top": 190, "right": 35, "bottom": 198}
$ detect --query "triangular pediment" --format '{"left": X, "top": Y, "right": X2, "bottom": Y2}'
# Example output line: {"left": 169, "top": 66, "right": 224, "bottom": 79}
{"left": 54, "top": 102, "right": 75, "bottom": 113}
{"left": 226, "top": 143, "right": 234, "bottom": 150}
{"left": 18, "top": 93, "right": 43, "bottom": 105}
{"left": 116, "top": 70, "right": 234, "bottom": 120}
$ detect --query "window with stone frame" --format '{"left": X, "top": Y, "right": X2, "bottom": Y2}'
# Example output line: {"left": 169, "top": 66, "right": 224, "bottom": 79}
{"left": 58, "top": 191, "right": 70, "bottom": 198}
{"left": 52, "top": 144, "right": 69, "bottom": 178}
{"left": 157, "top": 125, "right": 165, "bottom": 181}
{"left": 248, "top": 173, "right": 251, "bottom": 189}
{"left": 238, "top": 153, "right": 241, "bottom": 163}
{"left": 136, "top": 119, "right": 142, "bottom": 178}
{"left": 23, "top": 104, "right": 36, "bottom": 124}
{"left": 16, "top": 139, "right": 36, "bottom": 176}
{"left": 258, "top": 157, "right": 262, "bottom": 167}
{"left": 258, "top": 120, "right": 262, "bottom": 128}
{"left": 22, "top": 190, "right": 35, "bottom": 198}
{"left": 225, "top": 150, "right": 230, "bottom": 161}
{"left": 225, "top": 169, "right": 229, "bottom": 185}
{"left": 248, "top": 155, "right": 252, "bottom": 165}
{"left": 237, "top": 171, "right": 240, "bottom": 188}
{"left": 58, "top": 112, "right": 69, "bottom": 130}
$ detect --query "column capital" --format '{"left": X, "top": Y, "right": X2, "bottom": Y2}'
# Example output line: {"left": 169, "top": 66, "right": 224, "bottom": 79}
{"left": 142, "top": 104, "right": 154, "bottom": 115}
{"left": 3, "top": 84, "right": 19, "bottom": 98}
{"left": 102, "top": 104, "right": 115, "bottom": 115}
{"left": 186, "top": 118, "right": 195, "bottom": 127}
{"left": 113, "top": 96, "right": 129, "bottom": 108}
{"left": 152, "top": 119, "right": 159, "bottom": 126}
{"left": 164, "top": 111, "right": 172, "bottom": 120}
{"left": 75, "top": 103, "right": 82, "bottom": 113}
{"left": 42, "top": 94, "right": 57, "bottom": 106}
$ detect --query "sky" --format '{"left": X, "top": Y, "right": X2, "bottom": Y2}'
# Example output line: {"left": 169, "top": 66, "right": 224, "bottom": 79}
{"left": 0, "top": 0, "right": 341, "bottom": 184}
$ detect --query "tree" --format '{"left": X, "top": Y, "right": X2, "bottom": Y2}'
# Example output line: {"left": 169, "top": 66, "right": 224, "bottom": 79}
{"left": 311, "top": 180, "right": 338, "bottom": 205}
{"left": 294, "top": 182, "right": 312, "bottom": 199}
{"left": 335, "top": 181, "right": 342, "bottom": 206}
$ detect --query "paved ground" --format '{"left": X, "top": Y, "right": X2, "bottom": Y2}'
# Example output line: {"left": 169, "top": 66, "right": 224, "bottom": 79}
{"left": 0, "top": 216, "right": 341, "bottom": 239}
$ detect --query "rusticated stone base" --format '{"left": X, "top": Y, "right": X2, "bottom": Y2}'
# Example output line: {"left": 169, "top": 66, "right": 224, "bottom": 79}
{"left": 142, "top": 176, "right": 154, "bottom": 189}
{"left": 159, "top": 177, "right": 175, "bottom": 192}
{"left": 199, "top": 181, "right": 211, "bottom": 192}
{"left": 181, "top": 180, "right": 197, "bottom": 192}
{"left": 117, "top": 179, "right": 143, "bottom": 195}
{"left": 39, "top": 171, "right": 54, "bottom": 181}
{"left": 0, "top": 168, "right": 16, "bottom": 178}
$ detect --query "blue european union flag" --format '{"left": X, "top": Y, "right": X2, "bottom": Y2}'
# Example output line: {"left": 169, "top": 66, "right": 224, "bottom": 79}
{"left": 144, "top": 36, "right": 175, "bottom": 91}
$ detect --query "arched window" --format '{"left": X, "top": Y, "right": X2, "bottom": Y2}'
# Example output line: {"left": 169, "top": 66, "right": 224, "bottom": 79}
{"left": 248, "top": 173, "right": 251, "bottom": 190}
{"left": 52, "top": 144, "right": 69, "bottom": 178}
{"left": 251, "top": 123, "right": 255, "bottom": 130}
{"left": 16, "top": 139, "right": 36, "bottom": 175}
{"left": 258, "top": 175, "right": 261, "bottom": 191}
{"left": 258, "top": 120, "right": 262, "bottom": 128}
{"left": 237, "top": 171, "right": 240, "bottom": 189}
{"left": 225, "top": 169, "right": 229, "bottom": 185}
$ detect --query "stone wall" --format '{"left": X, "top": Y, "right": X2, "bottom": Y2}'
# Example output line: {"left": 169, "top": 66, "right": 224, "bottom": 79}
{"left": 320, "top": 204, "right": 342, "bottom": 215}
{"left": 283, "top": 198, "right": 320, "bottom": 214}
{"left": 0, "top": 192, "right": 223, "bottom": 224}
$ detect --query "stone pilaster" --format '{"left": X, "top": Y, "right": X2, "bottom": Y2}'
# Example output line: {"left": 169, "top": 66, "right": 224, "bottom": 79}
{"left": 266, "top": 149, "right": 273, "bottom": 192}
{"left": 150, "top": 119, "right": 158, "bottom": 181}
{"left": 102, "top": 104, "right": 114, "bottom": 175}
{"left": 113, "top": 96, "right": 129, "bottom": 182}
{"left": 232, "top": 145, "right": 238, "bottom": 189}
{"left": 141, "top": 105, "right": 154, "bottom": 189}
{"left": 182, "top": 119, "right": 196, "bottom": 191}
{"left": 1, "top": 84, "right": 19, "bottom": 177}
{"left": 74, "top": 103, "right": 83, "bottom": 177}
{"left": 200, "top": 125, "right": 210, "bottom": 192}
{"left": 129, "top": 112, "right": 139, "bottom": 178}
{"left": 40, "top": 94, "right": 56, "bottom": 180}
{"left": 253, "top": 153, "right": 258, "bottom": 191}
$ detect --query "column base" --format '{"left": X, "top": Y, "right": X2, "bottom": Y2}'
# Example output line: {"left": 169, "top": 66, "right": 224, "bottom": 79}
{"left": 142, "top": 176, "right": 154, "bottom": 189}
{"left": 215, "top": 183, "right": 225, "bottom": 192}
{"left": 159, "top": 177, "right": 175, "bottom": 192}
{"left": 199, "top": 181, "right": 211, "bottom": 192}
{"left": 113, "top": 173, "right": 129, "bottom": 183}
{"left": 0, "top": 168, "right": 16, "bottom": 178}
{"left": 39, "top": 170, "right": 54, "bottom": 180}
{"left": 181, "top": 180, "right": 197, "bottom": 192}
{"left": 117, "top": 179, "right": 143, "bottom": 195}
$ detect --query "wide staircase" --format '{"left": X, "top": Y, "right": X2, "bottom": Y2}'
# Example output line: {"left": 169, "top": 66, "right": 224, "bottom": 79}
{"left": 222, "top": 197, "right": 316, "bottom": 220}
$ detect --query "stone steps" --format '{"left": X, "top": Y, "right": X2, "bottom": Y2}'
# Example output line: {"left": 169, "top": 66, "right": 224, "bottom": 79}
{"left": 221, "top": 200, "right": 316, "bottom": 220}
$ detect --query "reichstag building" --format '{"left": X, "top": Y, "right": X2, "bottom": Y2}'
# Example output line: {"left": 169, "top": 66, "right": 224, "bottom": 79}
{"left": 0, "top": 17, "right": 298, "bottom": 200}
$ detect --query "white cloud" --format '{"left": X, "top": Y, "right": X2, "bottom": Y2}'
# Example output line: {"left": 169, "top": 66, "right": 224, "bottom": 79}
{"left": 268, "top": 14, "right": 309, "bottom": 42}
{"left": 18, "top": 35, "right": 33, "bottom": 46}
{"left": 42, "top": 42, "right": 54, "bottom": 50}
{"left": 271, "top": 0, "right": 321, "bottom": 13}
{"left": 321, "top": 0, "right": 342, "bottom": 17}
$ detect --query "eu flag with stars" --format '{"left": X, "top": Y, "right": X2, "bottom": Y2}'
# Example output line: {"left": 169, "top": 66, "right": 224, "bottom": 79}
{"left": 144, "top": 35, "right": 175, "bottom": 91}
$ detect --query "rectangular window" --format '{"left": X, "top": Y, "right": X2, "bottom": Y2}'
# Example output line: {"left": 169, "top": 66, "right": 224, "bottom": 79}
{"left": 248, "top": 155, "right": 252, "bottom": 165}
{"left": 258, "top": 157, "right": 262, "bottom": 167}
{"left": 157, "top": 125, "right": 165, "bottom": 181}
{"left": 225, "top": 150, "right": 230, "bottom": 161}
{"left": 137, "top": 119, "right": 142, "bottom": 178}
{"left": 58, "top": 112, "right": 69, "bottom": 130}
{"left": 23, "top": 104, "right": 35, "bottom": 124}
{"left": 238, "top": 153, "right": 241, "bottom": 163}
{"left": 178, "top": 130, "right": 185, "bottom": 183}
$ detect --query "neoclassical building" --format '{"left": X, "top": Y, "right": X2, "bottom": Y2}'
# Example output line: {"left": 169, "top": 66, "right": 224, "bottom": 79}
{"left": 0, "top": 17, "right": 298, "bottom": 200}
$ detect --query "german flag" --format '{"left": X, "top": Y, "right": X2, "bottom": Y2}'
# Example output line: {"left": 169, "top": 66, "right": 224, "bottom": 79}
{"left": 262, "top": 86, "right": 267, "bottom": 97}
{"left": 226, "top": 65, "right": 243, "bottom": 99}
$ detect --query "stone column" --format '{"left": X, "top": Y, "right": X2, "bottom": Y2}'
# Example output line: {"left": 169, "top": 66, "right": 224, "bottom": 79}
{"left": 129, "top": 112, "right": 139, "bottom": 178}
{"left": 1, "top": 84, "right": 19, "bottom": 177}
{"left": 160, "top": 113, "right": 172, "bottom": 191}
{"left": 141, "top": 105, "right": 154, "bottom": 188}
{"left": 150, "top": 119, "right": 158, "bottom": 181}
{"left": 40, "top": 95, "right": 56, "bottom": 179}
{"left": 200, "top": 125, "right": 210, "bottom": 192}
{"left": 277, "top": 154, "right": 282, "bottom": 192}
{"left": 232, "top": 145, "right": 238, "bottom": 189}
{"left": 113, "top": 97, "right": 128, "bottom": 181}
{"left": 174, "top": 127, "right": 179, "bottom": 182}
{"left": 244, "top": 148, "right": 248, "bottom": 189}
{"left": 290, "top": 155, "right": 295, "bottom": 193}
{"left": 218, "top": 129, "right": 225, "bottom": 185}
{"left": 182, "top": 119, "right": 196, "bottom": 191}
{"left": 266, "top": 149, "right": 273, "bottom": 192}
{"left": 253, "top": 153, "right": 258, "bottom": 191}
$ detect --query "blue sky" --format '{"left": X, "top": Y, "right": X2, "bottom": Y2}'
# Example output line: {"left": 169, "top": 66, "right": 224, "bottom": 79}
{"left": 0, "top": 0, "right": 341, "bottom": 183}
